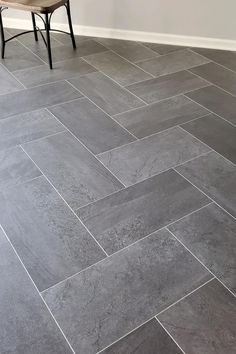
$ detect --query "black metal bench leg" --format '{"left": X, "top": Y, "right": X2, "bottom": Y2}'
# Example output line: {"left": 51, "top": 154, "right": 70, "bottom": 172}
{"left": 0, "top": 8, "right": 5, "bottom": 59}
{"left": 31, "top": 12, "right": 38, "bottom": 41}
{"left": 45, "top": 12, "right": 53, "bottom": 69}
{"left": 66, "top": 0, "right": 76, "bottom": 49}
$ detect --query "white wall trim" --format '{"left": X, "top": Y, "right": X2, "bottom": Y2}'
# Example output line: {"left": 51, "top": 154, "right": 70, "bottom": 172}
{"left": 4, "top": 17, "right": 236, "bottom": 51}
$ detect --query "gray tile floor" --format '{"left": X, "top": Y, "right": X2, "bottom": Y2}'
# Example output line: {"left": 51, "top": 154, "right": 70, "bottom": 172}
{"left": 0, "top": 30, "right": 235, "bottom": 354}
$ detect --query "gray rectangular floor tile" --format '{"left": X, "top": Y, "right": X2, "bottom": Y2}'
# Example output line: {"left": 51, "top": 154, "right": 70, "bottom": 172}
{"left": 77, "top": 169, "right": 210, "bottom": 253}
{"left": 0, "top": 81, "right": 82, "bottom": 120}
{"left": 0, "top": 109, "right": 64, "bottom": 151}
{"left": 84, "top": 51, "right": 152, "bottom": 86}
{"left": 0, "top": 40, "right": 45, "bottom": 72}
{"left": 23, "top": 131, "right": 123, "bottom": 209}
{"left": 98, "top": 127, "right": 210, "bottom": 186}
{"left": 69, "top": 71, "right": 144, "bottom": 115}
{"left": 49, "top": 98, "right": 135, "bottom": 154}
{"left": 137, "top": 49, "right": 209, "bottom": 77}
{"left": 0, "top": 64, "right": 23, "bottom": 94}
{"left": 142, "top": 42, "right": 187, "bottom": 55}
{"left": 36, "top": 39, "right": 107, "bottom": 63}
{"left": 0, "top": 176, "right": 106, "bottom": 291}
{"left": 192, "top": 47, "right": 236, "bottom": 72}
{"left": 42, "top": 229, "right": 211, "bottom": 354}
{"left": 176, "top": 151, "right": 236, "bottom": 217}
{"left": 0, "top": 146, "right": 41, "bottom": 189}
{"left": 168, "top": 203, "right": 236, "bottom": 293}
{"left": 126, "top": 70, "right": 209, "bottom": 104}
{"left": 158, "top": 279, "right": 236, "bottom": 354}
{"left": 114, "top": 95, "right": 209, "bottom": 138}
{"left": 14, "top": 58, "right": 97, "bottom": 88}
{"left": 181, "top": 113, "right": 236, "bottom": 163}
{"left": 100, "top": 318, "right": 183, "bottom": 354}
{"left": 190, "top": 61, "right": 236, "bottom": 95}
{"left": 0, "top": 229, "right": 74, "bottom": 354}
{"left": 186, "top": 85, "right": 236, "bottom": 125}
{"left": 95, "top": 38, "right": 158, "bottom": 63}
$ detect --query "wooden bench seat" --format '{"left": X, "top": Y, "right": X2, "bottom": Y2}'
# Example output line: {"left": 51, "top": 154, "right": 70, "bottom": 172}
{"left": 0, "top": 0, "right": 67, "bottom": 13}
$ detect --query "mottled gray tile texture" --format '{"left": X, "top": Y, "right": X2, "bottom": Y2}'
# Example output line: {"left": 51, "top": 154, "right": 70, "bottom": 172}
{"left": 77, "top": 169, "right": 209, "bottom": 253}
{"left": 49, "top": 98, "right": 135, "bottom": 154}
{"left": 23, "top": 131, "right": 123, "bottom": 209}
{"left": 176, "top": 151, "right": 236, "bottom": 217}
{"left": 0, "top": 32, "right": 235, "bottom": 354}
{"left": 98, "top": 127, "right": 210, "bottom": 185}
{"left": 0, "top": 228, "right": 74, "bottom": 354}
{"left": 0, "top": 176, "right": 106, "bottom": 291}
{"left": 100, "top": 319, "right": 183, "bottom": 354}
{"left": 114, "top": 95, "right": 209, "bottom": 138}
{"left": 69, "top": 71, "right": 144, "bottom": 115}
{"left": 43, "top": 229, "right": 211, "bottom": 353}
{"left": 159, "top": 279, "right": 236, "bottom": 354}
{"left": 126, "top": 70, "right": 209, "bottom": 103}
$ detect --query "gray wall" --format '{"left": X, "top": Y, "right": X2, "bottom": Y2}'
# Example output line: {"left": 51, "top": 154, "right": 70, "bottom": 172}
{"left": 5, "top": 0, "right": 236, "bottom": 40}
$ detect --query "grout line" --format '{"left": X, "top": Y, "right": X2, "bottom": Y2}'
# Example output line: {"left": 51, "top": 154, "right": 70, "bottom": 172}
{"left": 167, "top": 228, "right": 236, "bottom": 298}
{"left": 46, "top": 104, "right": 127, "bottom": 187}
{"left": 100, "top": 149, "right": 213, "bottom": 188}
{"left": 42, "top": 201, "right": 212, "bottom": 295}
{"left": 124, "top": 80, "right": 211, "bottom": 105}
{"left": 173, "top": 167, "right": 236, "bottom": 221}
{"left": 165, "top": 201, "right": 213, "bottom": 229}
{"left": 189, "top": 47, "right": 236, "bottom": 76}
{"left": 132, "top": 47, "right": 211, "bottom": 74}
{"left": 95, "top": 317, "right": 158, "bottom": 354}
{"left": 19, "top": 129, "right": 67, "bottom": 147}
{"left": 112, "top": 92, "right": 210, "bottom": 117}
{"left": 156, "top": 277, "right": 215, "bottom": 318}
{"left": 97, "top": 113, "right": 212, "bottom": 155}
{"left": 76, "top": 150, "right": 213, "bottom": 210}
{"left": 20, "top": 145, "right": 109, "bottom": 259}
{"left": 0, "top": 94, "right": 84, "bottom": 123}
{"left": 134, "top": 47, "right": 188, "bottom": 63}
{"left": 11, "top": 62, "right": 49, "bottom": 74}
{"left": 15, "top": 39, "right": 48, "bottom": 65}
{"left": 81, "top": 56, "right": 148, "bottom": 106}
{"left": 66, "top": 80, "right": 138, "bottom": 140}
{"left": 0, "top": 62, "right": 27, "bottom": 90}
{"left": 14, "top": 37, "right": 48, "bottom": 66}
{"left": 96, "top": 125, "right": 178, "bottom": 156}
{"left": 108, "top": 49, "right": 156, "bottom": 78}
{"left": 66, "top": 79, "right": 138, "bottom": 141}
{"left": 155, "top": 318, "right": 187, "bottom": 354}
{"left": 112, "top": 102, "right": 151, "bottom": 117}
{"left": 11, "top": 68, "right": 98, "bottom": 91}
{"left": 96, "top": 276, "right": 214, "bottom": 354}
{"left": 186, "top": 67, "right": 236, "bottom": 101}
{"left": 183, "top": 93, "right": 236, "bottom": 128}
{"left": 179, "top": 125, "right": 236, "bottom": 167}
{"left": 100, "top": 71, "right": 148, "bottom": 106}
{"left": 88, "top": 43, "right": 157, "bottom": 78}
{"left": 0, "top": 224, "right": 76, "bottom": 354}
{"left": 10, "top": 172, "right": 43, "bottom": 187}
{"left": 47, "top": 95, "right": 85, "bottom": 109}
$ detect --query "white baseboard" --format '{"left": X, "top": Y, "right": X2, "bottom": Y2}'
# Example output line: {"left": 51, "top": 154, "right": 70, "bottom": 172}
{"left": 4, "top": 17, "right": 236, "bottom": 51}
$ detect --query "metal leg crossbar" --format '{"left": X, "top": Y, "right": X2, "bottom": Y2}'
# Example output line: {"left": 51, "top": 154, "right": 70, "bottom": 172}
{"left": 0, "top": 0, "right": 76, "bottom": 69}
